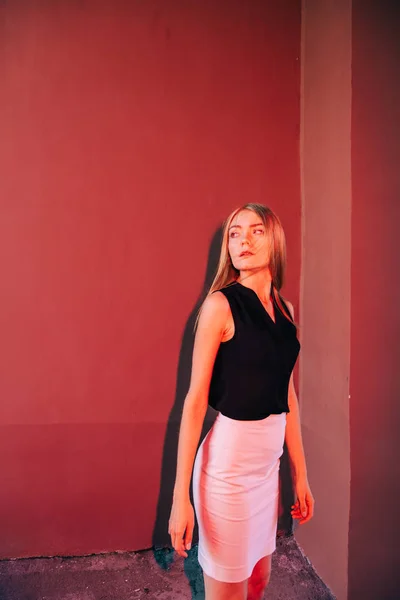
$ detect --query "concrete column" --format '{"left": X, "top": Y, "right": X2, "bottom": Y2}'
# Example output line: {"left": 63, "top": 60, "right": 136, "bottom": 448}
{"left": 298, "top": 2, "right": 352, "bottom": 598}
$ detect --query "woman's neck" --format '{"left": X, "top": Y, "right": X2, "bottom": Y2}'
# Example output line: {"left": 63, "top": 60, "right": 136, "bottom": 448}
{"left": 237, "top": 271, "right": 273, "bottom": 303}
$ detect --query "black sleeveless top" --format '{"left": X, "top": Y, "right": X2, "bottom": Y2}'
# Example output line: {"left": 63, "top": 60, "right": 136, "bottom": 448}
{"left": 208, "top": 282, "right": 301, "bottom": 421}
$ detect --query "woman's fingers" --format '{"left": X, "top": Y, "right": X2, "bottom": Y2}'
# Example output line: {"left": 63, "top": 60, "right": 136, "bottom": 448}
{"left": 298, "top": 495, "right": 307, "bottom": 518}
{"left": 168, "top": 499, "right": 194, "bottom": 558}
{"left": 184, "top": 516, "right": 194, "bottom": 552}
{"left": 298, "top": 511, "right": 312, "bottom": 524}
{"left": 176, "top": 530, "right": 188, "bottom": 557}
{"left": 291, "top": 502, "right": 301, "bottom": 515}
{"left": 168, "top": 501, "right": 195, "bottom": 557}
{"left": 308, "top": 492, "right": 315, "bottom": 513}
{"left": 303, "top": 493, "right": 315, "bottom": 522}
{"left": 291, "top": 485, "right": 315, "bottom": 515}
{"left": 171, "top": 526, "right": 188, "bottom": 558}
{"left": 291, "top": 494, "right": 315, "bottom": 524}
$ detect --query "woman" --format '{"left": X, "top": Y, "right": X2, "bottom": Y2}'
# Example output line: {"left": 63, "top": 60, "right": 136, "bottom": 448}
{"left": 169, "top": 204, "right": 314, "bottom": 600}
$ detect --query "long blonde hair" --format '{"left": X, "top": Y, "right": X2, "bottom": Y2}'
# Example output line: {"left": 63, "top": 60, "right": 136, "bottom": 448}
{"left": 196, "top": 203, "right": 298, "bottom": 329}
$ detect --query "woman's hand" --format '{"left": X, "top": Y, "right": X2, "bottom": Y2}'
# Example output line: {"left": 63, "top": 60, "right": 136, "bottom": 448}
{"left": 291, "top": 477, "right": 315, "bottom": 525}
{"left": 168, "top": 496, "right": 195, "bottom": 558}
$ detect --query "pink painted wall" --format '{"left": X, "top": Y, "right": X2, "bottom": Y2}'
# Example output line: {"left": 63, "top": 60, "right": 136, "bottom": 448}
{"left": 0, "top": 1, "right": 301, "bottom": 558}
{"left": 299, "top": 2, "right": 400, "bottom": 598}
{"left": 349, "top": 2, "right": 400, "bottom": 598}
{"left": 297, "top": 2, "right": 352, "bottom": 598}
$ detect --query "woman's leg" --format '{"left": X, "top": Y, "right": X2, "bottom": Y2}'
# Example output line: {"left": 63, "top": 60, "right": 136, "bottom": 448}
{"left": 246, "top": 555, "right": 272, "bottom": 600}
{"left": 203, "top": 571, "right": 248, "bottom": 600}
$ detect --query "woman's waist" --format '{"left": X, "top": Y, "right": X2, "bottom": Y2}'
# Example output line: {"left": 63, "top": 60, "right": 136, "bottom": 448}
{"left": 206, "top": 411, "right": 286, "bottom": 453}
{"left": 216, "top": 410, "right": 286, "bottom": 428}
{"left": 200, "top": 412, "right": 286, "bottom": 476}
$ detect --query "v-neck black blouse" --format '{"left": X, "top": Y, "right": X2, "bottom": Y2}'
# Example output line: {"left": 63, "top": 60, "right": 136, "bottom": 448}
{"left": 208, "top": 281, "right": 301, "bottom": 420}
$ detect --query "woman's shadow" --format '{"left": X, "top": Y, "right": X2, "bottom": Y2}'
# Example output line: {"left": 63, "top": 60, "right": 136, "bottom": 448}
{"left": 151, "top": 228, "right": 295, "bottom": 599}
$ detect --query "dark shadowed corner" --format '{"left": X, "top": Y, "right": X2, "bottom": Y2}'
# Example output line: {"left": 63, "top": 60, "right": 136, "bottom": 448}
{"left": 277, "top": 442, "right": 296, "bottom": 538}
{"left": 150, "top": 226, "right": 297, "bottom": 598}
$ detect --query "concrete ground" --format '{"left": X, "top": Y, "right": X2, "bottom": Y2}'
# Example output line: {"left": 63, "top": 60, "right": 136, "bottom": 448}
{"left": 0, "top": 535, "right": 335, "bottom": 600}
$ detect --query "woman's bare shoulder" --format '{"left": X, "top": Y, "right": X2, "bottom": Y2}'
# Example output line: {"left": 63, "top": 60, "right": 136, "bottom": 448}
{"left": 199, "top": 290, "right": 230, "bottom": 322}
{"left": 283, "top": 299, "right": 295, "bottom": 320}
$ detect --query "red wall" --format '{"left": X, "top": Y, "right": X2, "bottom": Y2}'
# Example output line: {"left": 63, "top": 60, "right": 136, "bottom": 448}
{"left": 0, "top": 1, "right": 301, "bottom": 557}
{"left": 349, "top": 2, "right": 400, "bottom": 598}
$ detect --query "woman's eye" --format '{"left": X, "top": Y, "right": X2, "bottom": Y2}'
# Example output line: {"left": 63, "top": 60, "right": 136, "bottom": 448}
{"left": 254, "top": 229, "right": 264, "bottom": 234}
{"left": 229, "top": 231, "right": 239, "bottom": 238}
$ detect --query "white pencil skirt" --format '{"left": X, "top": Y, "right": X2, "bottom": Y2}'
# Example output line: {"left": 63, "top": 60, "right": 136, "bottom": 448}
{"left": 192, "top": 411, "right": 286, "bottom": 583}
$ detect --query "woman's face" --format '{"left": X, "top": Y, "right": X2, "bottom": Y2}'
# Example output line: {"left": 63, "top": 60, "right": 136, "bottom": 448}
{"left": 228, "top": 209, "right": 270, "bottom": 273}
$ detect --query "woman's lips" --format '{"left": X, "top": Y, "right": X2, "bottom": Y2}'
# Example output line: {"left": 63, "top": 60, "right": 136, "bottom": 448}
{"left": 239, "top": 251, "right": 253, "bottom": 257}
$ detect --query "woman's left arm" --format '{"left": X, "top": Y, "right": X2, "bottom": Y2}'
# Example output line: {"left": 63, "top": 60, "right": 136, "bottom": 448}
{"left": 284, "top": 301, "right": 315, "bottom": 525}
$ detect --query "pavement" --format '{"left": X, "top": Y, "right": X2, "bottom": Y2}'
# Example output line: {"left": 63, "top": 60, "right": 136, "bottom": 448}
{"left": 0, "top": 535, "right": 335, "bottom": 600}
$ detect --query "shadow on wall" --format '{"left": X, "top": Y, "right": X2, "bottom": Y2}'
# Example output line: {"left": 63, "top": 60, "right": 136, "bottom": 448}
{"left": 151, "top": 228, "right": 223, "bottom": 551}
{"left": 151, "top": 227, "right": 295, "bottom": 596}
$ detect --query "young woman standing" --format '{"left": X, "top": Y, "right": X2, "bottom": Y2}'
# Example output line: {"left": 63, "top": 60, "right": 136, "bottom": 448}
{"left": 169, "top": 204, "right": 314, "bottom": 600}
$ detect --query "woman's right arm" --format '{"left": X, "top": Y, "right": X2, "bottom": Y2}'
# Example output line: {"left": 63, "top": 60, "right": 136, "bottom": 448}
{"left": 168, "top": 291, "right": 229, "bottom": 557}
